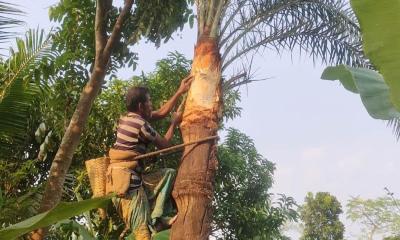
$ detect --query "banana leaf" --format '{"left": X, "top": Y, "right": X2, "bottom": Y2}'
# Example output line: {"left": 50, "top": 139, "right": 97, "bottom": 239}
{"left": 351, "top": 0, "right": 400, "bottom": 110}
{"left": 321, "top": 65, "right": 400, "bottom": 120}
{"left": 0, "top": 194, "right": 113, "bottom": 240}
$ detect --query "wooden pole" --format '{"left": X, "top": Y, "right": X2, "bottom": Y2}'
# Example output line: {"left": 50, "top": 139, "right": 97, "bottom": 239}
{"left": 133, "top": 135, "right": 218, "bottom": 160}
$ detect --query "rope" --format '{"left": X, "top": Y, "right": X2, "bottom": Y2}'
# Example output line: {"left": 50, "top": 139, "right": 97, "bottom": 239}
{"left": 133, "top": 135, "right": 219, "bottom": 160}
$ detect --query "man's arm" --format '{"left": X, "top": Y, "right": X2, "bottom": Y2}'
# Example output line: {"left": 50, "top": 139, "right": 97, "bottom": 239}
{"left": 151, "top": 75, "right": 193, "bottom": 120}
{"left": 153, "top": 111, "right": 182, "bottom": 149}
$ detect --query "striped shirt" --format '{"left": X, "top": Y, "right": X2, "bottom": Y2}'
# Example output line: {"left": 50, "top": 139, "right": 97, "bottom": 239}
{"left": 113, "top": 112, "right": 158, "bottom": 153}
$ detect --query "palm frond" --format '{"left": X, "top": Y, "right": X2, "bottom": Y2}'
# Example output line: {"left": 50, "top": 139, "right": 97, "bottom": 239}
{"left": 387, "top": 118, "right": 400, "bottom": 141}
{"left": 220, "top": 0, "right": 367, "bottom": 72}
{"left": 0, "top": 28, "right": 56, "bottom": 102}
{"left": 0, "top": 79, "right": 41, "bottom": 144}
{"left": 0, "top": 29, "right": 57, "bottom": 146}
{"left": 0, "top": 1, "right": 24, "bottom": 42}
{"left": 0, "top": 186, "right": 42, "bottom": 225}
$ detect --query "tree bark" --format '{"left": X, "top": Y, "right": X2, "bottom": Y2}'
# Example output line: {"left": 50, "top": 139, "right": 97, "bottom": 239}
{"left": 171, "top": 36, "right": 222, "bottom": 240}
{"left": 29, "top": 1, "right": 134, "bottom": 239}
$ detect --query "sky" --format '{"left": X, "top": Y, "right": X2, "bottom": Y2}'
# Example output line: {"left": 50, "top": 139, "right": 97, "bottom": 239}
{"left": 9, "top": 1, "right": 400, "bottom": 239}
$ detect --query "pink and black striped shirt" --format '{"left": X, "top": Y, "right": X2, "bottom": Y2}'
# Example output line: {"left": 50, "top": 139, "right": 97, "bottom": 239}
{"left": 113, "top": 112, "right": 158, "bottom": 153}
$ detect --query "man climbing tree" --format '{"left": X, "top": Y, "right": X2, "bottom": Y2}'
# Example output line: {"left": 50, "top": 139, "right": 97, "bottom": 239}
{"left": 106, "top": 76, "right": 192, "bottom": 239}
{"left": 30, "top": 0, "right": 191, "bottom": 238}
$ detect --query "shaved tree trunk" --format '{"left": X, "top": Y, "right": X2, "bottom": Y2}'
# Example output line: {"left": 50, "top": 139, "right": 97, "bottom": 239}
{"left": 171, "top": 34, "right": 222, "bottom": 240}
{"left": 29, "top": 1, "right": 134, "bottom": 239}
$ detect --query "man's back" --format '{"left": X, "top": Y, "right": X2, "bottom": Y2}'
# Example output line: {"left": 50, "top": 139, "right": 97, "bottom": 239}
{"left": 113, "top": 112, "right": 157, "bottom": 154}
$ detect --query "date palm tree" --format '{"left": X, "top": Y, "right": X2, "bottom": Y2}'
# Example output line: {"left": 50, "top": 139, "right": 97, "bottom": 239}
{"left": 171, "top": 0, "right": 365, "bottom": 239}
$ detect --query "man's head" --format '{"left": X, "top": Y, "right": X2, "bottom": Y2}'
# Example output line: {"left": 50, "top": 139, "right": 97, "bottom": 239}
{"left": 125, "top": 86, "right": 153, "bottom": 120}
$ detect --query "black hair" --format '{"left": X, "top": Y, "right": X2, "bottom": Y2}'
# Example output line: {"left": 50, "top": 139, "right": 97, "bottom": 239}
{"left": 125, "top": 86, "right": 149, "bottom": 112}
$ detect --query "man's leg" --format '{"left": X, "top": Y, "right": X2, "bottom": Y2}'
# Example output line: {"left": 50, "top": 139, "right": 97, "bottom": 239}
{"left": 113, "top": 187, "right": 151, "bottom": 240}
{"left": 142, "top": 168, "right": 176, "bottom": 230}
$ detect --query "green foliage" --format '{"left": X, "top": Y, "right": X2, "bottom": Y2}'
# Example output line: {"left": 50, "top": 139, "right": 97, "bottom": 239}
{"left": 213, "top": 128, "right": 298, "bottom": 240}
{"left": 350, "top": 0, "right": 400, "bottom": 110}
{"left": 74, "top": 52, "right": 242, "bottom": 169}
{"left": 0, "top": 180, "right": 42, "bottom": 226}
{"left": 48, "top": 0, "right": 192, "bottom": 75}
{"left": 128, "top": 0, "right": 193, "bottom": 46}
{"left": 51, "top": 219, "right": 96, "bottom": 240}
{"left": 0, "top": 194, "right": 113, "bottom": 240}
{"left": 0, "top": 52, "right": 293, "bottom": 239}
{"left": 323, "top": 1, "right": 400, "bottom": 139}
{"left": 384, "top": 236, "right": 400, "bottom": 240}
{"left": 0, "top": 29, "right": 57, "bottom": 148}
{"left": 347, "top": 195, "right": 400, "bottom": 239}
{"left": 220, "top": 0, "right": 366, "bottom": 72}
{"left": 0, "top": 30, "right": 59, "bottom": 221}
{"left": 321, "top": 65, "right": 400, "bottom": 120}
{"left": 300, "top": 192, "right": 344, "bottom": 240}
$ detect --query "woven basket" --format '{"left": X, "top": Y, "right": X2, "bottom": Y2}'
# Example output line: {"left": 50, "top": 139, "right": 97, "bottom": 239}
{"left": 85, "top": 157, "right": 110, "bottom": 197}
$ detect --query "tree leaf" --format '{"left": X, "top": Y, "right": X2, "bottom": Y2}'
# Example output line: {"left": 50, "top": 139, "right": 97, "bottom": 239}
{"left": 0, "top": 195, "right": 113, "bottom": 240}
{"left": 351, "top": 0, "right": 400, "bottom": 110}
{"left": 321, "top": 65, "right": 400, "bottom": 120}
{"left": 153, "top": 230, "right": 170, "bottom": 240}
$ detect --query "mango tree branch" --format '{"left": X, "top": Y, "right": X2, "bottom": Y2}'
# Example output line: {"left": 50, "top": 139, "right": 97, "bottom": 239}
{"left": 95, "top": 0, "right": 109, "bottom": 59}
{"left": 103, "top": 0, "right": 134, "bottom": 60}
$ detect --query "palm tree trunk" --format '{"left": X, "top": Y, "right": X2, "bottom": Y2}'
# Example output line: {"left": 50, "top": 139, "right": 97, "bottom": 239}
{"left": 171, "top": 35, "right": 222, "bottom": 240}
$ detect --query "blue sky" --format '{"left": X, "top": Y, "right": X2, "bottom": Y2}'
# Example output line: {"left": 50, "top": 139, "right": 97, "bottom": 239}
{"left": 9, "top": 1, "right": 400, "bottom": 239}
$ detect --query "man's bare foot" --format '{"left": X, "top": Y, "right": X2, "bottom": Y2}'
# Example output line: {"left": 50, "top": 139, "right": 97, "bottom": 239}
{"left": 153, "top": 215, "right": 178, "bottom": 232}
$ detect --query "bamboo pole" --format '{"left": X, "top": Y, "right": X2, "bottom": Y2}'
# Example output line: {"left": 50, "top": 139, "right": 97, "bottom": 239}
{"left": 133, "top": 135, "right": 219, "bottom": 160}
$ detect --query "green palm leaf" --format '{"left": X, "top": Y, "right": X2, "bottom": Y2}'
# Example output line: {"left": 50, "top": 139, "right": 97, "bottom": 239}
{"left": 0, "top": 1, "right": 24, "bottom": 42}
{"left": 0, "top": 29, "right": 56, "bottom": 147}
{"left": 221, "top": 0, "right": 366, "bottom": 71}
{"left": 0, "top": 28, "right": 55, "bottom": 102}
{"left": 321, "top": 1, "right": 400, "bottom": 139}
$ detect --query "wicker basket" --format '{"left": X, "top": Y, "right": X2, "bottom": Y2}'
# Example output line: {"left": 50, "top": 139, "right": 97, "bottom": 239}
{"left": 85, "top": 157, "right": 110, "bottom": 219}
{"left": 85, "top": 157, "right": 110, "bottom": 197}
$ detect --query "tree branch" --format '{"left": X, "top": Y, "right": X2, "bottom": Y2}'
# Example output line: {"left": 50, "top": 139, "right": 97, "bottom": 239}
{"left": 95, "top": 0, "right": 110, "bottom": 60}
{"left": 102, "top": 0, "right": 134, "bottom": 61}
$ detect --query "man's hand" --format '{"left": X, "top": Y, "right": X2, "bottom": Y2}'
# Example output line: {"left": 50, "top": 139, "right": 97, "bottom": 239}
{"left": 151, "top": 75, "right": 193, "bottom": 120}
{"left": 171, "top": 111, "right": 183, "bottom": 125}
{"left": 177, "top": 75, "right": 194, "bottom": 94}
